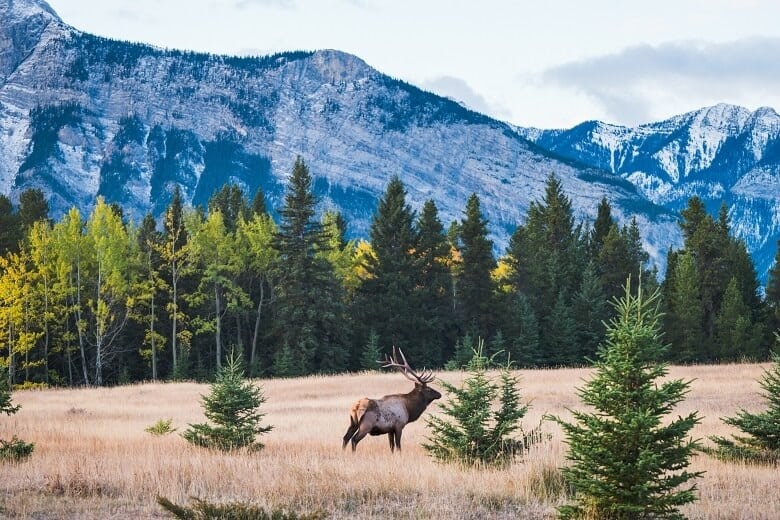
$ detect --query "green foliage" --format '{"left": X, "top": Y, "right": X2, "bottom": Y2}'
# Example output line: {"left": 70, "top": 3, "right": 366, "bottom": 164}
{"left": 425, "top": 340, "right": 541, "bottom": 467}
{"left": 0, "top": 436, "right": 35, "bottom": 462}
{"left": 551, "top": 280, "right": 702, "bottom": 520}
{"left": 708, "top": 347, "right": 780, "bottom": 465}
{"left": 456, "top": 193, "right": 496, "bottom": 339}
{"left": 359, "top": 330, "right": 382, "bottom": 371}
{"left": 157, "top": 496, "right": 326, "bottom": 520}
{"left": 0, "top": 372, "right": 34, "bottom": 462}
{"left": 146, "top": 418, "right": 177, "bottom": 436}
{"left": 0, "top": 373, "right": 21, "bottom": 417}
{"left": 444, "top": 334, "right": 476, "bottom": 370}
{"left": 182, "top": 353, "right": 272, "bottom": 451}
{"left": 273, "top": 157, "right": 347, "bottom": 374}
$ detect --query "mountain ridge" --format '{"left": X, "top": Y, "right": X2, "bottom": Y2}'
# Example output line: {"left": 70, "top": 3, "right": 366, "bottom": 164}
{"left": 2, "top": 0, "right": 779, "bottom": 280}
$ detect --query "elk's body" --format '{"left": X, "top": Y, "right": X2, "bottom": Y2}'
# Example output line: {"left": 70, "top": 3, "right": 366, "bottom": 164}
{"left": 343, "top": 347, "right": 441, "bottom": 452}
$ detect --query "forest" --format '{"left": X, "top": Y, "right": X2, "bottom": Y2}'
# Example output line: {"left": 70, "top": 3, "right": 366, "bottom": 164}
{"left": 1, "top": 157, "right": 779, "bottom": 387}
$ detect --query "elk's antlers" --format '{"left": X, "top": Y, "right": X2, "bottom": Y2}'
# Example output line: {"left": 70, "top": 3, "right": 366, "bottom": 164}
{"left": 381, "top": 346, "right": 435, "bottom": 384}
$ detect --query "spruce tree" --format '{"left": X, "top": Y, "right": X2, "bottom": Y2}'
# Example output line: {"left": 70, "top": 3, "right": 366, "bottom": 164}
{"left": 571, "top": 262, "right": 608, "bottom": 363}
{"left": 355, "top": 176, "right": 421, "bottom": 360}
{"left": 552, "top": 280, "right": 702, "bottom": 520}
{"left": 665, "top": 252, "right": 705, "bottom": 362}
{"left": 508, "top": 293, "right": 540, "bottom": 367}
{"left": 709, "top": 346, "right": 780, "bottom": 464}
{"left": 359, "top": 330, "right": 382, "bottom": 371}
{"left": 506, "top": 174, "right": 583, "bottom": 365}
{"left": 416, "top": 199, "right": 455, "bottom": 366}
{"left": 590, "top": 196, "right": 614, "bottom": 259}
{"left": 183, "top": 353, "right": 272, "bottom": 451}
{"left": 424, "top": 341, "right": 534, "bottom": 467}
{"left": 456, "top": 193, "right": 496, "bottom": 340}
{"left": 766, "top": 240, "right": 780, "bottom": 323}
{"left": 274, "top": 157, "right": 346, "bottom": 374}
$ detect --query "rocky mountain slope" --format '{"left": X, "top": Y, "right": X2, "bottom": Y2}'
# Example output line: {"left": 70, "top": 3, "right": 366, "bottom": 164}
{"left": 517, "top": 104, "right": 780, "bottom": 279}
{"left": 3, "top": 0, "right": 777, "bottom": 280}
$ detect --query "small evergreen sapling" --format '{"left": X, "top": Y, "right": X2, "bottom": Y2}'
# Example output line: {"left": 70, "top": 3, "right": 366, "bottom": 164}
{"left": 0, "top": 370, "right": 34, "bottom": 462}
{"left": 551, "top": 280, "right": 702, "bottom": 520}
{"left": 183, "top": 353, "right": 272, "bottom": 451}
{"left": 424, "top": 340, "right": 541, "bottom": 467}
{"left": 709, "top": 344, "right": 780, "bottom": 465}
{"left": 359, "top": 330, "right": 382, "bottom": 371}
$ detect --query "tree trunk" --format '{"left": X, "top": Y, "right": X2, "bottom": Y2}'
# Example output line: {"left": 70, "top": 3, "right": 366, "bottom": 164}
{"left": 151, "top": 291, "right": 157, "bottom": 381}
{"left": 250, "top": 282, "right": 265, "bottom": 376}
{"left": 171, "top": 266, "right": 178, "bottom": 376}
{"left": 73, "top": 265, "right": 89, "bottom": 386}
{"left": 215, "top": 283, "right": 223, "bottom": 370}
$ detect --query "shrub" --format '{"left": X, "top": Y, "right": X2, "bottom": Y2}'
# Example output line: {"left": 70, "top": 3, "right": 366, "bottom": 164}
{"left": 146, "top": 418, "right": 177, "bottom": 436}
{"left": 0, "top": 436, "right": 34, "bottom": 462}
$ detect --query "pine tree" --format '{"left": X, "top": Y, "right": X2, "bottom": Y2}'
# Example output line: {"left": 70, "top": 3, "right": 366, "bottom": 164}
{"left": 544, "top": 291, "right": 578, "bottom": 365}
{"left": 766, "top": 240, "right": 780, "bottom": 321}
{"left": 359, "top": 330, "right": 382, "bottom": 371}
{"left": 714, "top": 277, "right": 759, "bottom": 361}
{"left": 182, "top": 352, "right": 272, "bottom": 451}
{"left": 456, "top": 193, "right": 496, "bottom": 340}
{"left": 273, "top": 157, "right": 347, "bottom": 374}
{"left": 506, "top": 174, "right": 583, "bottom": 363}
{"left": 424, "top": 340, "right": 535, "bottom": 467}
{"left": 0, "top": 194, "right": 21, "bottom": 255}
{"left": 552, "top": 280, "right": 702, "bottom": 520}
{"left": 665, "top": 252, "right": 705, "bottom": 362}
{"left": 571, "top": 262, "right": 608, "bottom": 363}
{"left": 251, "top": 187, "right": 268, "bottom": 217}
{"left": 709, "top": 345, "right": 780, "bottom": 464}
{"left": 18, "top": 188, "right": 50, "bottom": 231}
{"left": 355, "top": 176, "right": 421, "bottom": 360}
{"left": 416, "top": 199, "right": 455, "bottom": 366}
{"left": 208, "top": 184, "right": 250, "bottom": 232}
{"left": 507, "top": 293, "right": 540, "bottom": 367}
{"left": 590, "top": 196, "right": 614, "bottom": 260}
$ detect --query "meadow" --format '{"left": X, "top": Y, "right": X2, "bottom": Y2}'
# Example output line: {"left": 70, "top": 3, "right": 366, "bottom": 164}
{"left": 1, "top": 363, "right": 778, "bottom": 519}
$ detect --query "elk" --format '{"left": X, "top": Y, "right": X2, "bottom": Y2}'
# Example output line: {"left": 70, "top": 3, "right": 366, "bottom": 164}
{"left": 342, "top": 346, "right": 441, "bottom": 452}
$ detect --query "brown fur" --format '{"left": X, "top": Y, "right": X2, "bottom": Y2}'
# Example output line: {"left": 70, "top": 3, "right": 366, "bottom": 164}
{"left": 342, "top": 382, "right": 441, "bottom": 452}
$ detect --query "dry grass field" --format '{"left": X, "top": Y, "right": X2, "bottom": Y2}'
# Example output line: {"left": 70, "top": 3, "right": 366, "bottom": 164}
{"left": 1, "top": 363, "right": 778, "bottom": 519}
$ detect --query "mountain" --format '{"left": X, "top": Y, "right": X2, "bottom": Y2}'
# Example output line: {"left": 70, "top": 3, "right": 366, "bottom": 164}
{"left": 517, "top": 104, "right": 780, "bottom": 279}
{"left": 3, "top": 0, "right": 777, "bottom": 280}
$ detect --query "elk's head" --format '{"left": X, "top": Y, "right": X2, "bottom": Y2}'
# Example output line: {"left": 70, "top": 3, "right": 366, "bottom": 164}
{"left": 382, "top": 346, "right": 441, "bottom": 403}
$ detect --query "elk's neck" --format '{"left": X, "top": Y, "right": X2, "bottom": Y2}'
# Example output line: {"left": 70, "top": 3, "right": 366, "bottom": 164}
{"left": 405, "top": 389, "right": 430, "bottom": 423}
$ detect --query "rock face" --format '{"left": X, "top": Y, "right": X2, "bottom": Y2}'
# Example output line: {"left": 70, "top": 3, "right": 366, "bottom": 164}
{"left": 2, "top": 0, "right": 778, "bottom": 280}
{"left": 517, "top": 104, "right": 780, "bottom": 279}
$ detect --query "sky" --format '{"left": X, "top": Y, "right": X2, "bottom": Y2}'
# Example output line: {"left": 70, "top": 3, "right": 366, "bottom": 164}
{"left": 44, "top": 0, "right": 780, "bottom": 129}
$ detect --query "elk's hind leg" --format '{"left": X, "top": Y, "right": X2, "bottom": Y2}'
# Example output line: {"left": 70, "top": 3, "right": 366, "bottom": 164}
{"left": 342, "top": 417, "right": 358, "bottom": 450}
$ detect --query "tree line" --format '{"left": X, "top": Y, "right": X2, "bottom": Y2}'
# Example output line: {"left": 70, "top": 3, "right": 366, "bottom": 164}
{"left": 1, "top": 158, "right": 779, "bottom": 386}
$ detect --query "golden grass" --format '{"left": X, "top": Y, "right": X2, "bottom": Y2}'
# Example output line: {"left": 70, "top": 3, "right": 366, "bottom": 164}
{"left": 0, "top": 364, "right": 778, "bottom": 519}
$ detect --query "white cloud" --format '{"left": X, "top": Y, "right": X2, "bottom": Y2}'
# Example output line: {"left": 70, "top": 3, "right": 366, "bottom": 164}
{"left": 541, "top": 37, "right": 780, "bottom": 126}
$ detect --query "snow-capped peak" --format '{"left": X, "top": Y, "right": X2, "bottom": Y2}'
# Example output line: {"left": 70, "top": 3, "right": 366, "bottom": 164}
{"left": 0, "top": 0, "right": 61, "bottom": 24}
